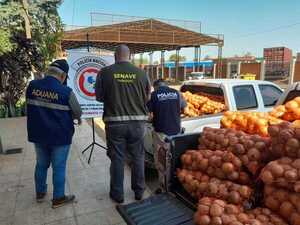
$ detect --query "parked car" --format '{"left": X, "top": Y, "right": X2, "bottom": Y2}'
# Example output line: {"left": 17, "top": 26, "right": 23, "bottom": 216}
{"left": 187, "top": 72, "right": 205, "bottom": 80}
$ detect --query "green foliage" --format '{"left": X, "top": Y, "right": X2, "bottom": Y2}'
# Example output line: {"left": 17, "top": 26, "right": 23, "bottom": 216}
{"left": 0, "top": 34, "right": 43, "bottom": 117}
{"left": 0, "top": 29, "right": 14, "bottom": 55}
{"left": 168, "top": 54, "right": 186, "bottom": 62}
{"left": 0, "top": 0, "right": 63, "bottom": 117}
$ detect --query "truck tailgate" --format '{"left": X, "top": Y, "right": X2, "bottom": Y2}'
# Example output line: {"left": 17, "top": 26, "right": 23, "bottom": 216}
{"left": 117, "top": 193, "right": 194, "bottom": 225}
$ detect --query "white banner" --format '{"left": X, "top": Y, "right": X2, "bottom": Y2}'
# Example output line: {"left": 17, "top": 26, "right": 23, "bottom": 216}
{"left": 67, "top": 51, "right": 114, "bottom": 118}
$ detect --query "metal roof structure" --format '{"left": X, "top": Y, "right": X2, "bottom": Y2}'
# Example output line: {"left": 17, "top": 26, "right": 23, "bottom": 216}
{"left": 62, "top": 18, "right": 224, "bottom": 53}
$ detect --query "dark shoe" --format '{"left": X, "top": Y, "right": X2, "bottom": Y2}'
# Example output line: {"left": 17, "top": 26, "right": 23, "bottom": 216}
{"left": 52, "top": 195, "right": 75, "bottom": 209}
{"left": 135, "top": 193, "right": 144, "bottom": 201}
{"left": 155, "top": 188, "right": 163, "bottom": 194}
{"left": 36, "top": 192, "right": 46, "bottom": 203}
{"left": 109, "top": 193, "right": 124, "bottom": 204}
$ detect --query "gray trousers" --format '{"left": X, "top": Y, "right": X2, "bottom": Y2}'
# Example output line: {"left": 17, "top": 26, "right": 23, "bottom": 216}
{"left": 105, "top": 121, "right": 146, "bottom": 200}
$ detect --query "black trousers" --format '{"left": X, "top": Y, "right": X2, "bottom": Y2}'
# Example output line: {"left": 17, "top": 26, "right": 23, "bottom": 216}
{"left": 105, "top": 121, "right": 146, "bottom": 199}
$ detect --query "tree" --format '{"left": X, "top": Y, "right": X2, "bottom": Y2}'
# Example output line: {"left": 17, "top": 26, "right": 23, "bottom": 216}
{"left": 168, "top": 54, "right": 186, "bottom": 62}
{"left": 0, "top": 34, "right": 43, "bottom": 117}
{"left": 0, "top": 0, "right": 63, "bottom": 117}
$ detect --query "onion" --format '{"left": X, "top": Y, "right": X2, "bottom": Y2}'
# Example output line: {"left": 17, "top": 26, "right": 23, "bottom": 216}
{"left": 228, "top": 191, "right": 241, "bottom": 204}
{"left": 222, "top": 162, "right": 234, "bottom": 174}
{"left": 211, "top": 217, "right": 222, "bottom": 225}
{"left": 279, "top": 201, "right": 295, "bottom": 219}
{"left": 269, "top": 163, "right": 284, "bottom": 178}
{"left": 197, "top": 204, "right": 210, "bottom": 215}
{"left": 292, "top": 159, "right": 300, "bottom": 169}
{"left": 210, "top": 203, "right": 224, "bottom": 217}
{"left": 284, "top": 170, "right": 298, "bottom": 181}
{"left": 194, "top": 214, "right": 210, "bottom": 225}
{"left": 247, "top": 148, "right": 261, "bottom": 161}
{"left": 261, "top": 170, "right": 274, "bottom": 183}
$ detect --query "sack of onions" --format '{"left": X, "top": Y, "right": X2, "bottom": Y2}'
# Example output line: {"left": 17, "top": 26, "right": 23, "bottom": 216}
{"left": 181, "top": 150, "right": 251, "bottom": 184}
{"left": 247, "top": 207, "right": 288, "bottom": 225}
{"left": 268, "top": 122, "right": 300, "bottom": 159}
{"left": 199, "top": 127, "right": 271, "bottom": 175}
{"left": 270, "top": 97, "right": 300, "bottom": 122}
{"left": 260, "top": 157, "right": 300, "bottom": 193}
{"left": 194, "top": 197, "right": 263, "bottom": 225}
{"left": 227, "top": 133, "right": 271, "bottom": 175}
{"left": 177, "top": 169, "right": 253, "bottom": 205}
{"left": 221, "top": 111, "right": 283, "bottom": 137}
{"left": 264, "top": 185, "right": 300, "bottom": 225}
{"left": 198, "top": 127, "right": 237, "bottom": 151}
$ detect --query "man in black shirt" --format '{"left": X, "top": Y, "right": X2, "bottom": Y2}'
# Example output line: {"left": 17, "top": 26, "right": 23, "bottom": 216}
{"left": 147, "top": 79, "right": 186, "bottom": 190}
{"left": 95, "top": 45, "right": 151, "bottom": 203}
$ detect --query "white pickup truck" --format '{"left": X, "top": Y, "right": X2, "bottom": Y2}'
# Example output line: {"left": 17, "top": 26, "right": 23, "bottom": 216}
{"left": 145, "top": 79, "right": 283, "bottom": 167}
{"left": 181, "top": 79, "right": 282, "bottom": 133}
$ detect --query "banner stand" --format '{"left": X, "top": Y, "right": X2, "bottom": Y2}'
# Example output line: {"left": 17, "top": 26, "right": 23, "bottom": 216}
{"left": 81, "top": 118, "right": 107, "bottom": 164}
{"left": 80, "top": 33, "right": 107, "bottom": 164}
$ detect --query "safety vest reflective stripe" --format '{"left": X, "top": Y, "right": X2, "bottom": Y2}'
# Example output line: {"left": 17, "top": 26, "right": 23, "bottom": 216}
{"left": 27, "top": 99, "right": 70, "bottom": 111}
{"left": 104, "top": 115, "right": 148, "bottom": 122}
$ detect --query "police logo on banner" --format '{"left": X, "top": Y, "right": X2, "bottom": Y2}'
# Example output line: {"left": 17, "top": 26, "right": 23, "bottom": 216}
{"left": 67, "top": 52, "right": 114, "bottom": 118}
{"left": 72, "top": 56, "right": 107, "bottom": 100}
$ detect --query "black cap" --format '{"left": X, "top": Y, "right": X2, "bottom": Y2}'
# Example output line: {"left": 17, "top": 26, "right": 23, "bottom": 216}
{"left": 153, "top": 78, "right": 166, "bottom": 87}
{"left": 49, "top": 59, "right": 69, "bottom": 76}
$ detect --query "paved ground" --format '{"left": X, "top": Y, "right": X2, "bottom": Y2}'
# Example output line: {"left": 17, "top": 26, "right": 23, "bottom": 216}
{"left": 0, "top": 118, "right": 151, "bottom": 225}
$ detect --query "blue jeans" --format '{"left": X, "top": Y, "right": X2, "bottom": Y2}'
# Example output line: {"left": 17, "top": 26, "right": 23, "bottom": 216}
{"left": 34, "top": 144, "right": 70, "bottom": 199}
{"left": 105, "top": 121, "right": 146, "bottom": 200}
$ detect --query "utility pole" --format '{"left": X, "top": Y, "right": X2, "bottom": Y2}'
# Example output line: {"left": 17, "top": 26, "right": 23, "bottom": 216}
{"left": 21, "top": 0, "right": 31, "bottom": 39}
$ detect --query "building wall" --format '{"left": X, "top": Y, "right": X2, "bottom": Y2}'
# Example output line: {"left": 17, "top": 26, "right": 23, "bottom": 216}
{"left": 213, "top": 63, "right": 227, "bottom": 78}
{"left": 297, "top": 53, "right": 300, "bottom": 62}
{"left": 284, "top": 48, "right": 293, "bottom": 62}
{"left": 293, "top": 62, "right": 300, "bottom": 82}
{"left": 264, "top": 47, "right": 292, "bottom": 77}
{"left": 240, "top": 63, "right": 261, "bottom": 80}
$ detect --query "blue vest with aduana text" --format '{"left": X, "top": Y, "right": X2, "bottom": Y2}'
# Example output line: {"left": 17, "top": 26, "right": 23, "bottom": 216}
{"left": 26, "top": 76, "right": 74, "bottom": 145}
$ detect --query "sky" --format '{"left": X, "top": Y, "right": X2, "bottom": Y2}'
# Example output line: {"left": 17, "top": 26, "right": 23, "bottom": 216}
{"left": 58, "top": 0, "right": 300, "bottom": 61}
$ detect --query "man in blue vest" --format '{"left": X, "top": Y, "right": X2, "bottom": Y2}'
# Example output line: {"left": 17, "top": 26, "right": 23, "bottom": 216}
{"left": 148, "top": 79, "right": 186, "bottom": 136}
{"left": 147, "top": 79, "right": 186, "bottom": 191}
{"left": 26, "top": 59, "right": 82, "bottom": 208}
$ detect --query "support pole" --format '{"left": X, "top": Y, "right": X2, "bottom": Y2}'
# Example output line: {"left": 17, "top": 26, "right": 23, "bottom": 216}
{"left": 227, "top": 62, "right": 231, "bottom": 79}
{"left": 260, "top": 60, "right": 265, "bottom": 81}
{"left": 213, "top": 63, "right": 217, "bottom": 79}
{"left": 217, "top": 44, "right": 223, "bottom": 78}
{"left": 161, "top": 51, "right": 165, "bottom": 79}
{"left": 139, "top": 53, "right": 143, "bottom": 68}
{"left": 194, "top": 47, "right": 198, "bottom": 72}
{"left": 149, "top": 52, "right": 153, "bottom": 81}
{"left": 175, "top": 49, "right": 180, "bottom": 81}
{"left": 131, "top": 54, "right": 135, "bottom": 64}
{"left": 198, "top": 46, "right": 201, "bottom": 72}
{"left": 86, "top": 33, "right": 90, "bottom": 52}
{"left": 237, "top": 61, "right": 241, "bottom": 77}
{"left": 289, "top": 59, "right": 296, "bottom": 85}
